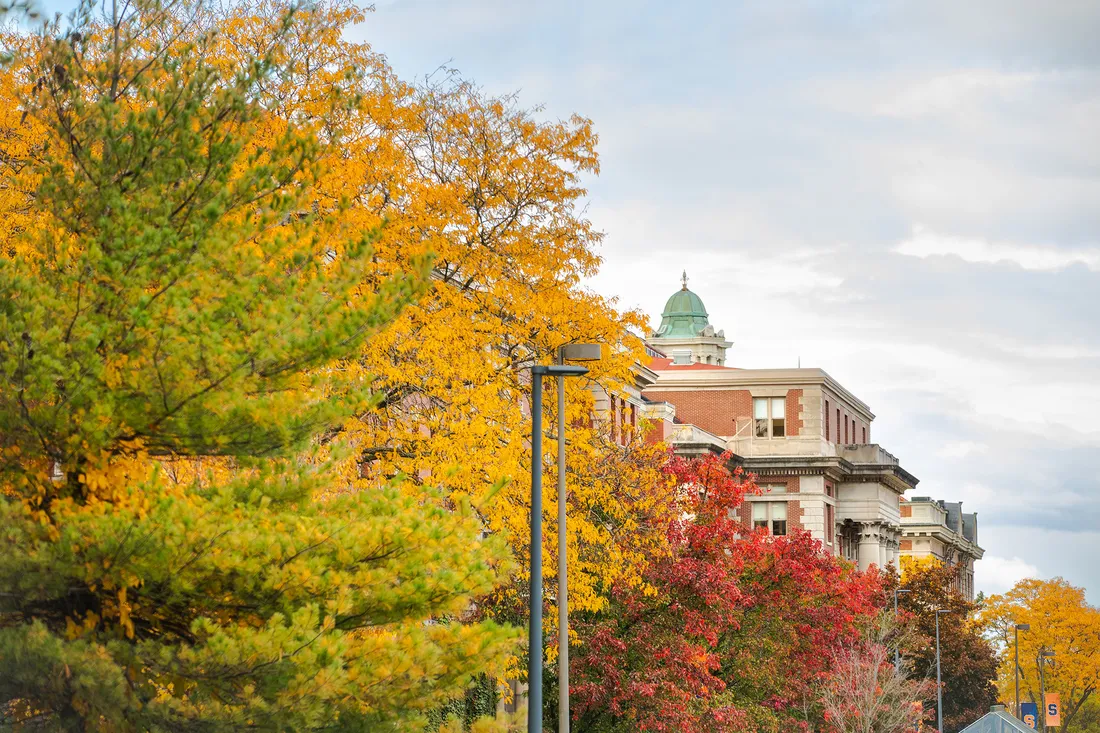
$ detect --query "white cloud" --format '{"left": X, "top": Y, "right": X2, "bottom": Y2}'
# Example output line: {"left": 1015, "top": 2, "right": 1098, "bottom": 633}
{"left": 895, "top": 226, "right": 1100, "bottom": 271}
{"left": 938, "top": 441, "right": 989, "bottom": 459}
{"left": 875, "top": 69, "right": 1041, "bottom": 119}
{"left": 976, "top": 555, "right": 1040, "bottom": 595}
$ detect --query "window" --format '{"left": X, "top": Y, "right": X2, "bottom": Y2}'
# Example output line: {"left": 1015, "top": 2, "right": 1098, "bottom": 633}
{"left": 862, "top": 426, "right": 867, "bottom": 444}
{"left": 752, "top": 501, "right": 787, "bottom": 536}
{"left": 826, "top": 503, "right": 834, "bottom": 544}
{"left": 825, "top": 400, "right": 830, "bottom": 441}
{"left": 754, "top": 397, "right": 786, "bottom": 438}
{"left": 844, "top": 415, "right": 848, "bottom": 444}
{"left": 836, "top": 409, "right": 841, "bottom": 444}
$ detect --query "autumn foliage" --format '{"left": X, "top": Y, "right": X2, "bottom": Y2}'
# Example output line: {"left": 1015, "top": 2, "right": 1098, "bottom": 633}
{"left": 897, "top": 558, "right": 999, "bottom": 733}
{"left": 0, "top": 1, "right": 518, "bottom": 729}
{"left": 0, "top": 0, "right": 991, "bottom": 730}
{"left": 982, "top": 578, "right": 1100, "bottom": 732}
{"left": 570, "top": 453, "right": 885, "bottom": 732}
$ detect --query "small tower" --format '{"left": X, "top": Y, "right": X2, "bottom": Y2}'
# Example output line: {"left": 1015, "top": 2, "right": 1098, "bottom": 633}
{"left": 648, "top": 272, "right": 732, "bottom": 365}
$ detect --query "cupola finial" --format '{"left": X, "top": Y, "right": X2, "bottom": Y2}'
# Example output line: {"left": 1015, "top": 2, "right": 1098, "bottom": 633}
{"left": 681, "top": 270, "right": 689, "bottom": 291}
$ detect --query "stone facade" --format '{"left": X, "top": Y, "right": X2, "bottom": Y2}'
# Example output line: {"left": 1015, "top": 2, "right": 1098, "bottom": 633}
{"left": 900, "top": 497, "right": 984, "bottom": 600}
{"left": 638, "top": 282, "right": 938, "bottom": 573}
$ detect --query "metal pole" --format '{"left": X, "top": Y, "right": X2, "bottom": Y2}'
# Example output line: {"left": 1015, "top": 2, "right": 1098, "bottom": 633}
{"left": 936, "top": 612, "right": 943, "bottom": 733}
{"left": 557, "top": 372, "right": 569, "bottom": 733}
{"left": 1040, "top": 653, "right": 1046, "bottom": 733}
{"left": 892, "top": 588, "right": 909, "bottom": 670}
{"left": 528, "top": 371, "right": 544, "bottom": 733}
{"left": 1015, "top": 626, "right": 1020, "bottom": 720}
{"left": 894, "top": 590, "right": 900, "bottom": 668}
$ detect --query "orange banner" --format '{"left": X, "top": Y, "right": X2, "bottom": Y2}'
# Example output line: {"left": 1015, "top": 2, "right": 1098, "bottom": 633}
{"left": 1045, "top": 693, "right": 1062, "bottom": 727}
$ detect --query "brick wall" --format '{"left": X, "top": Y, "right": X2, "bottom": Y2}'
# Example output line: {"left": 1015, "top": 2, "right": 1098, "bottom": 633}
{"left": 787, "top": 389, "right": 805, "bottom": 437}
{"left": 825, "top": 391, "right": 871, "bottom": 445}
{"left": 900, "top": 539, "right": 913, "bottom": 551}
{"left": 643, "top": 388, "right": 752, "bottom": 437}
{"left": 643, "top": 388, "right": 811, "bottom": 438}
{"left": 748, "top": 476, "right": 804, "bottom": 532}
{"left": 900, "top": 504, "right": 912, "bottom": 518}
{"left": 645, "top": 418, "right": 673, "bottom": 444}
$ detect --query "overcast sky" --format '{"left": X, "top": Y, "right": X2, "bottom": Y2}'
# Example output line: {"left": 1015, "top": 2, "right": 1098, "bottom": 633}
{"left": 361, "top": 0, "right": 1100, "bottom": 603}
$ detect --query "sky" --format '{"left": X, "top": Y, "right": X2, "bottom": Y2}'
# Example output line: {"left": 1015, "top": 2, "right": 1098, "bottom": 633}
{"left": 23, "top": 0, "right": 1100, "bottom": 602}
{"left": 355, "top": 0, "right": 1100, "bottom": 603}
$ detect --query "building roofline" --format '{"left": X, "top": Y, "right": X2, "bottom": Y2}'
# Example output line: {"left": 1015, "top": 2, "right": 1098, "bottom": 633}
{"left": 901, "top": 522, "right": 985, "bottom": 559}
{"left": 647, "top": 367, "right": 876, "bottom": 421}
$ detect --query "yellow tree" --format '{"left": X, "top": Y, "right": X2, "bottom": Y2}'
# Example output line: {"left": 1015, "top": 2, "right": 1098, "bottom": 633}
{"left": 196, "top": 0, "right": 677, "bottom": 627}
{"left": 1, "top": 0, "right": 685, "bottom": 717}
{"left": 982, "top": 578, "right": 1100, "bottom": 731}
{"left": 0, "top": 0, "right": 517, "bottom": 728}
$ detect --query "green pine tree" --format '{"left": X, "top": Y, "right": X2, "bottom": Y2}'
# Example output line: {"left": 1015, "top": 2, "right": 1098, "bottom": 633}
{"left": 0, "top": 1, "right": 517, "bottom": 729}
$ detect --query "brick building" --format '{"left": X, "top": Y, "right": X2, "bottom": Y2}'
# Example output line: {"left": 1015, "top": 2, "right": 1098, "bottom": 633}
{"left": 638, "top": 277, "right": 982, "bottom": 576}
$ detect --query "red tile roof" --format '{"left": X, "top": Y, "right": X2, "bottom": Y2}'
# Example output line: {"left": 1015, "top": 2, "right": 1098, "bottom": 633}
{"left": 648, "top": 357, "right": 737, "bottom": 371}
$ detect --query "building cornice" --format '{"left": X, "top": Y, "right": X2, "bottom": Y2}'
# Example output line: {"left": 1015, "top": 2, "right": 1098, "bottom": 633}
{"left": 631, "top": 361, "right": 660, "bottom": 389}
{"left": 901, "top": 522, "right": 985, "bottom": 559}
{"left": 648, "top": 335, "right": 734, "bottom": 349}
{"left": 734, "top": 454, "right": 917, "bottom": 494}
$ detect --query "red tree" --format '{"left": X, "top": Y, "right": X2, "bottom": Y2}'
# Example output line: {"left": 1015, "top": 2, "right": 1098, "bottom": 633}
{"left": 570, "top": 453, "right": 884, "bottom": 732}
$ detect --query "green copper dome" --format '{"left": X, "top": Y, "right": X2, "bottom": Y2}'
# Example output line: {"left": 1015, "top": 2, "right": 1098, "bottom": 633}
{"left": 654, "top": 272, "right": 710, "bottom": 338}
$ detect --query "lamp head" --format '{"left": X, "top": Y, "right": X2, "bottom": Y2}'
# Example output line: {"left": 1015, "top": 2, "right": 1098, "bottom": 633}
{"left": 558, "top": 343, "right": 603, "bottom": 362}
{"left": 533, "top": 364, "right": 589, "bottom": 377}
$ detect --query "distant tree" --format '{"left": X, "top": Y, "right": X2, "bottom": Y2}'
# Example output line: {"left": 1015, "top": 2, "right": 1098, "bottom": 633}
{"left": 898, "top": 560, "right": 998, "bottom": 733}
{"left": 820, "top": 612, "right": 935, "bottom": 733}
{"left": 982, "top": 578, "right": 1100, "bottom": 732}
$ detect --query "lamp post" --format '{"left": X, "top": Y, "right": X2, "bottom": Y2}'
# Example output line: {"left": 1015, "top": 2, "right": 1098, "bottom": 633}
{"left": 893, "top": 588, "right": 910, "bottom": 668}
{"left": 935, "top": 609, "right": 952, "bottom": 733}
{"left": 528, "top": 358, "right": 595, "bottom": 733}
{"left": 1039, "top": 648, "right": 1055, "bottom": 733}
{"left": 554, "top": 344, "right": 601, "bottom": 733}
{"left": 1015, "top": 623, "right": 1030, "bottom": 719}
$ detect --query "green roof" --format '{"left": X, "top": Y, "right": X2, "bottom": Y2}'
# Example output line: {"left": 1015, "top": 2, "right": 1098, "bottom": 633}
{"left": 654, "top": 282, "right": 710, "bottom": 339}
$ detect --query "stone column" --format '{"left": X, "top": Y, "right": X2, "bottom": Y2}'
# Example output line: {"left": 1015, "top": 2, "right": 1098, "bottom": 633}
{"left": 858, "top": 523, "right": 882, "bottom": 571}
{"left": 888, "top": 527, "right": 901, "bottom": 566}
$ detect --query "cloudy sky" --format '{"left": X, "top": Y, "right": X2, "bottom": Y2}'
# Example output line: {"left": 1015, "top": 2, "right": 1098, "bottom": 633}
{"left": 359, "top": 0, "right": 1100, "bottom": 602}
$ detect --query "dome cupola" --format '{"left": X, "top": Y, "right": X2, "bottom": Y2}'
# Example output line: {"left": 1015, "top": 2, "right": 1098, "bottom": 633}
{"left": 647, "top": 271, "right": 731, "bottom": 366}
{"left": 654, "top": 271, "right": 711, "bottom": 338}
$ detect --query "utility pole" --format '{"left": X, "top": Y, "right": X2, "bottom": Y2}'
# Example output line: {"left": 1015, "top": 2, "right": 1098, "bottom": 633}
{"left": 1039, "top": 648, "right": 1056, "bottom": 733}
{"left": 935, "top": 609, "right": 951, "bottom": 733}
{"left": 1015, "top": 623, "right": 1030, "bottom": 719}
{"left": 893, "top": 588, "right": 910, "bottom": 668}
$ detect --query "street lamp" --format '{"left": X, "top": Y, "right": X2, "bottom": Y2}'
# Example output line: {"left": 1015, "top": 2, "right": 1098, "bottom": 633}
{"left": 935, "top": 609, "right": 952, "bottom": 733}
{"left": 1014, "top": 623, "right": 1030, "bottom": 719}
{"left": 527, "top": 349, "right": 599, "bottom": 733}
{"left": 1039, "top": 648, "right": 1055, "bottom": 733}
{"left": 554, "top": 343, "right": 601, "bottom": 733}
{"left": 893, "top": 588, "right": 910, "bottom": 668}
